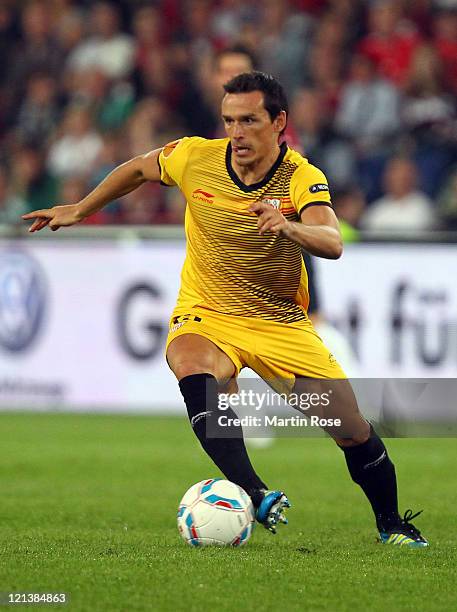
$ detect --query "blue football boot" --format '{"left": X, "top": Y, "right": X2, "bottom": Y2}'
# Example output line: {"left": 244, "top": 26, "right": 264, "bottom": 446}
{"left": 256, "top": 490, "right": 291, "bottom": 534}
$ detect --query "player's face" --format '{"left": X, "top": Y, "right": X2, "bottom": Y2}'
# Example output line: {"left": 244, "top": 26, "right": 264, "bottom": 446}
{"left": 221, "top": 91, "right": 285, "bottom": 167}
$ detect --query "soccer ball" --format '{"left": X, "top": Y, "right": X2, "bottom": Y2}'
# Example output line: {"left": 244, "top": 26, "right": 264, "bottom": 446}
{"left": 177, "top": 479, "right": 255, "bottom": 547}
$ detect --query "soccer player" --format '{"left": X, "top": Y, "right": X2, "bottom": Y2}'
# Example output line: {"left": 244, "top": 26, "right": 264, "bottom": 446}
{"left": 22, "top": 72, "right": 428, "bottom": 547}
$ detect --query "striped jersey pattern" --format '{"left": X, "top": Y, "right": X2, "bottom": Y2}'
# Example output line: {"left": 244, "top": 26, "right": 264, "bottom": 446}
{"left": 159, "top": 137, "right": 332, "bottom": 323}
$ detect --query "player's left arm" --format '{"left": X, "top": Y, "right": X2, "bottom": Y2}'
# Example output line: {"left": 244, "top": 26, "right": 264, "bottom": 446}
{"left": 286, "top": 204, "right": 342, "bottom": 259}
{"left": 249, "top": 202, "right": 343, "bottom": 259}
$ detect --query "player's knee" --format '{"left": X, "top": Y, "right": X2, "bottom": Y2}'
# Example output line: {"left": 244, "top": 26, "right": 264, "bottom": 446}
{"left": 333, "top": 419, "right": 371, "bottom": 447}
{"left": 334, "top": 423, "right": 370, "bottom": 448}
{"left": 168, "top": 356, "right": 217, "bottom": 381}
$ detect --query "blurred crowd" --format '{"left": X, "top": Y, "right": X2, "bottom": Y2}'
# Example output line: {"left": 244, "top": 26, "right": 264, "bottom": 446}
{"left": 2, "top": 0, "right": 457, "bottom": 233}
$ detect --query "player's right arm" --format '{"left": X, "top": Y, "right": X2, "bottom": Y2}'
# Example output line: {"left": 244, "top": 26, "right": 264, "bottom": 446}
{"left": 22, "top": 148, "right": 163, "bottom": 232}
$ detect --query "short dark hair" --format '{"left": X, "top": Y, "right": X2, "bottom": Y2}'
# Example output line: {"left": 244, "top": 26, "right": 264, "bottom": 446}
{"left": 223, "top": 71, "right": 288, "bottom": 131}
{"left": 215, "top": 45, "right": 258, "bottom": 71}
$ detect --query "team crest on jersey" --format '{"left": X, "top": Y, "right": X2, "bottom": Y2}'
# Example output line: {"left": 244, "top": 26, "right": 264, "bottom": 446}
{"left": 162, "top": 139, "right": 181, "bottom": 157}
{"left": 261, "top": 197, "right": 281, "bottom": 209}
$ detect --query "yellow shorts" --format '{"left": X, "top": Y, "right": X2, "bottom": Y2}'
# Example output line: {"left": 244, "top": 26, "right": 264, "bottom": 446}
{"left": 166, "top": 307, "right": 346, "bottom": 393}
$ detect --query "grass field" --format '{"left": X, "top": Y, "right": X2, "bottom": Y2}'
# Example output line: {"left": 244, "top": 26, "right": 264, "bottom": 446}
{"left": 0, "top": 413, "right": 456, "bottom": 612}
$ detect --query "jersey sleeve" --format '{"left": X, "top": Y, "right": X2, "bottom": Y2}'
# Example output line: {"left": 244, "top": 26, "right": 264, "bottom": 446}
{"left": 290, "top": 163, "right": 332, "bottom": 217}
{"left": 158, "top": 137, "right": 196, "bottom": 187}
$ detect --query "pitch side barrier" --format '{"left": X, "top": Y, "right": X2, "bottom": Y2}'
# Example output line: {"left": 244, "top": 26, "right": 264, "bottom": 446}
{"left": 1, "top": 225, "right": 457, "bottom": 417}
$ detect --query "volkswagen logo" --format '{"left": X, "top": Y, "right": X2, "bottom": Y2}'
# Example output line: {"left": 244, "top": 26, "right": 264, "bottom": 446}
{"left": 0, "top": 250, "right": 47, "bottom": 352}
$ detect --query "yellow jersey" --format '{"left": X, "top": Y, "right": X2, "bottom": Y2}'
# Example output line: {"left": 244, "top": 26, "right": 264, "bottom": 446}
{"left": 158, "top": 137, "right": 332, "bottom": 324}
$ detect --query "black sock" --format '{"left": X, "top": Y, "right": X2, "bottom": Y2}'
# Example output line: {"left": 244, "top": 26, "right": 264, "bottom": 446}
{"left": 179, "top": 373, "right": 267, "bottom": 506}
{"left": 340, "top": 425, "right": 399, "bottom": 529}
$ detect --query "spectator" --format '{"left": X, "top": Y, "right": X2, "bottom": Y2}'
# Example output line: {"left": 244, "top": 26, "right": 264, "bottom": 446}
{"left": 336, "top": 54, "right": 401, "bottom": 201}
{"left": 312, "top": 9, "right": 350, "bottom": 51}
{"left": 179, "top": 0, "right": 215, "bottom": 61}
{"left": 69, "top": 67, "right": 135, "bottom": 132}
{"left": 256, "top": 0, "right": 313, "bottom": 95}
{"left": 125, "top": 97, "right": 175, "bottom": 158}
{"left": 1, "top": 0, "right": 457, "bottom": 232}
{"left": 163, "top": 189, "right": 187, "bottom": 225}
{"left": 211, "top": 0, "right": 258, "bottom": 47}
{"left": 332, "top": 186, "right": 365, "bottom": 242}
{"left": 406, "top": 0, "right": 434, "bottom": 37}
{"left": 0, "top": 3, "right": 17, "bottom": 131}
{"left": 0, "top": 3, "right": 16, "bottom": 80}
{"left": 15, "top": 73, "right": 60, "bottom": 146}
{"left": 47, "top": 106, "right": 103, "bottom": 178}
{"left": 358, "top": 0, "right": 421, "bottom": 87}
{"left": 54, "top": 5, "right": 85, "bottom": 59}
{"left": 402, "top": 44, "right": 456, "bottom": 196}
{"left": 432, "top": 7, "right": 457, "bottom": 94}
{"left": 437, "top": 166, "right": 457, "bottom": 229}
{"left": 325, "top": 0, "right": 364, "bottom": 42}
{"left": 176, "top": 44, "right": 256, "bottom": 137}
{"left": 291, "top": 87, "right": 356, "bottom": 188}
{"left": 67, "top": 2, "right": 134, "bottom": 80}
{"left": 336, "top": 54, "right": 401, "bottom": 153}
{"left": 132, "top": 5, "right": 165, "bottom": 71}
{"left": 58, "top": 174, "right": 120, "bottom": 226}
{"left": 9, "top": 2, "right": 63, "bottom": 85}
{"left": 90, "top": 134, "right": 123, "bottom": 187}
{"left": 58, "top": 174, "right": 118, "bottom": 226}
{"left": 403, "top": 45, "right": 454, "bottom": 133}
{"left": 86, "top": 133, "right": 124, "bottom": 223}
{"left": 213, "top": 45, "right": 257, "bottom": 92}
{"left": 361, "top": 157, "right": 435, "bottom": 232}
{"left": 131, "top": 5, "right": 171, "bottom": 100}
{"left": 58, "top": 176, "right": 88, "bottom": 207}
{"left": 0, "top": 165, "right": 28, "bottom": 225}
{"left": 118, "top": 184, "right": 167, "bottom": 225}
{"left": 335, "top": 55, "right": 400, "bottom": 201}
{"left": 10, "top": 146, "right": 59, "bottom": 212}
{"left": 6, "top": 1, "right": 63, "bottom": 127}
{"left": 307, "top": 41, "right": 344, "bottom": 116}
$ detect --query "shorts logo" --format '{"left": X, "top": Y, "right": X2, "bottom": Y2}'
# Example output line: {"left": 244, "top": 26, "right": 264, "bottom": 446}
{"left": 192, "top": 189, "right": 214, "bottom": 204}
{"left": 309, "top": 183, "right": 329, "bottom": 194}
{"left": 329, "top": 353, "right": 337, "bottom": 365}
{"left": 170, "top": 321, "right": 186, "bottom": 333}
{"left": 261, "top": 197, "right": 281, "bottom": 209}
{"left": 170, "top": 314, "right": 202, "bottom": 333}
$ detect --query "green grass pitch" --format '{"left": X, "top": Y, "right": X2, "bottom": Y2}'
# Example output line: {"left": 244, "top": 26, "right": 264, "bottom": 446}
{"left": 0, "top": 413, "right": 456, "bottom": 611}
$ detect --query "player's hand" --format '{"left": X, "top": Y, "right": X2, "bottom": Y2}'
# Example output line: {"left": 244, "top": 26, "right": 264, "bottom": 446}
{"left": 22, "top": 204, "right": 82, "bottom": 232}
{"left": 249, "top": 201, "right": 290, "bottom": 236}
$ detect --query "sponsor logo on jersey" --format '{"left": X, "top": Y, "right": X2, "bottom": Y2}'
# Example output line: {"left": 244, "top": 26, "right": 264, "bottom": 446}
{"left": 261, "top": 197, "right": 281, "bottom": 209}
{"left": 309, "top": 183, "right": 329, "bottom": 194}
{"left": 192, "top": 188, "right": 215, "bottom": 204}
